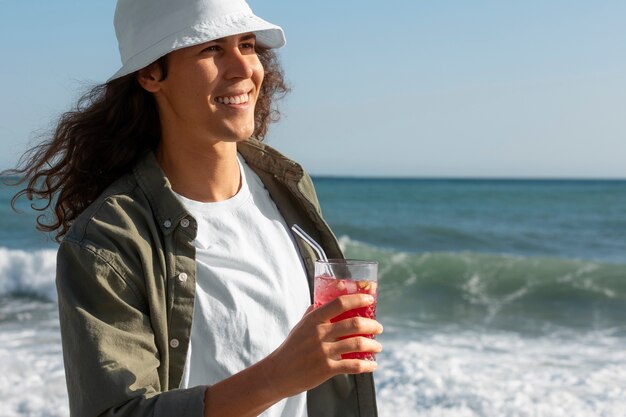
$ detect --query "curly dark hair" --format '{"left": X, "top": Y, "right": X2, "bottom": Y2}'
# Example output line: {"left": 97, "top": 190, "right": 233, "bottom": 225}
{"left": 4, "top": 48, "right": 289, "bottom": 241}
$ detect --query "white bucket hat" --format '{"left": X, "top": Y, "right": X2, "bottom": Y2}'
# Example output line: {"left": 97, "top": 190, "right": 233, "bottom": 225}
{"left": 108, "top": 0, "right": 286, "bottom": 82}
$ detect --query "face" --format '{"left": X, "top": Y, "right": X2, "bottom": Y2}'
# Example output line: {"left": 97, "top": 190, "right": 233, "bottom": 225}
{"left": 141, "top": 33, "right": 264, "bottom": 144}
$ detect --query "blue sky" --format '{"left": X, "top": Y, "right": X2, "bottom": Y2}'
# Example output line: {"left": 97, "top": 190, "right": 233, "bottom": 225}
{"left": 1, "top": 0, "right": 625, "bottom": 178}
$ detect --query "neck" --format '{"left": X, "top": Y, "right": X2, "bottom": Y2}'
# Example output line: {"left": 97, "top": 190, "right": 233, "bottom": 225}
{"left": 156, "top": 134, "right": 242, "bottom": 203}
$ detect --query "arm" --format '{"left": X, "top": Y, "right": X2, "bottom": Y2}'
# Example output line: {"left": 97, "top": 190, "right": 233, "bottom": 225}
{"left": 57, "top": 240, "right": 206, "bottom": 417}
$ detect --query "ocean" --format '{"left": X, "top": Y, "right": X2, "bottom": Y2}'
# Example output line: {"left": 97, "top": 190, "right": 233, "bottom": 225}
{"left": 1, "top": 177, "right": 625, "bottom": 416}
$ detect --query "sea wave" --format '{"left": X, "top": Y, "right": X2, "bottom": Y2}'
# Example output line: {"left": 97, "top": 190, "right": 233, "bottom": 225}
{"left": 0, "top": 248, "right": 57, "bottom": 302}
{"left": 338, "top": 236, "right": 626, "bottom": 332}
{"left": 2, "top": 241, "right": 626, "bottom": 333}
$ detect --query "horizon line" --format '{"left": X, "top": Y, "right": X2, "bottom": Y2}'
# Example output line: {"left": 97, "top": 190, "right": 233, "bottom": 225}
{"left": 2, "top": 173, "right": 625, "bottom": 183}
{"left": 310, "top": 175, "right": 626, "bottom": 181}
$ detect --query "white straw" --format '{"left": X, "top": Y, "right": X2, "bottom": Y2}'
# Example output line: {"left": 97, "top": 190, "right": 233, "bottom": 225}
{"left": 291, "top": 224, "right": 329, "bottom": 262}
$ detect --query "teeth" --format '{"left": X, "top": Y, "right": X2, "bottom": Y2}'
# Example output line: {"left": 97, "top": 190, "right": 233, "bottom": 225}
{"left": 215, "top": 93, "right": 249, "bottom": 105}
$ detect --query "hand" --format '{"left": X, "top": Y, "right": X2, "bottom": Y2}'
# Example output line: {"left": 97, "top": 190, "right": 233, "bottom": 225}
{"left": 262, "top": 293, "right": 383, "bottom": 398}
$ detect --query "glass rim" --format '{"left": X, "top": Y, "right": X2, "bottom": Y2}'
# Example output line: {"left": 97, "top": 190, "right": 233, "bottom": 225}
{"left": 314, "top": 258, "right": 378, "bottom": 266}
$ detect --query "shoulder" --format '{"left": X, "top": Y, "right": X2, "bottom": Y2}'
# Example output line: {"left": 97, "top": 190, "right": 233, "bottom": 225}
{"left": 57, "top": 166, "right": 167, "bottom": 303}
{"left": 59, "top": 161, "right": 168, "bottom": 285}
{"left": 64, "top": 171, "right": 152, "bottom": 248}
{"left": 64, "top": 152, "right": 177, "bottom": 250}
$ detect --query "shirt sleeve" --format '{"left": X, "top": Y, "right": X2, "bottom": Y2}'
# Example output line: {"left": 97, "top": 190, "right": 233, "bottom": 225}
{"left": 56, "top": 239, "right": 206, "bottom": 417}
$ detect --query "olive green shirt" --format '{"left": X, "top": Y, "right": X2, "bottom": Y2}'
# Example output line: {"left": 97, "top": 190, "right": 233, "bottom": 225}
{"left": 56, "top": 139, "right": 378, "bottom": 417}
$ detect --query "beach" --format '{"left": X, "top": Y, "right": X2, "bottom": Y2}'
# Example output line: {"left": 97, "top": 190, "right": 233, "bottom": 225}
{"left": 1, "top": 178, "right": 626, "bottom": 416}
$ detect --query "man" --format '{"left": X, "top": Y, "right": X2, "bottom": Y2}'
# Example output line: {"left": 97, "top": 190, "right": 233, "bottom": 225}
{"left": 14, "top": 0, "right": 383, "bottom": 415}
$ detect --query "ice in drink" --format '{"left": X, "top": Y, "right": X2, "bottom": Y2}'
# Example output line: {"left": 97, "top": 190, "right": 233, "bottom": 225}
{"left": 313, "top": 275, "right": 378, "bottom": 360}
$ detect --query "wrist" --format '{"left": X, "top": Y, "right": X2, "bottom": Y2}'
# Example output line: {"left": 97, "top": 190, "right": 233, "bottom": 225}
{"left": 202, "top": 357, "right": 289, "bottom": 417}
{"left": 258, "top": 350, "right": 297, "bottom": 399}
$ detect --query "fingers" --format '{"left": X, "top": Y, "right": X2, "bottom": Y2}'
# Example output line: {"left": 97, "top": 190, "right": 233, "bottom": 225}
{"left": 311, "top": 294, "right": 375, "bottom": 322}
{"left": 323, "top": 316, "right": 383, "bottom": 341}
{"left": 335, "top": 359, "right": 379, "bottom": 374}
{"left": 328, "top": 336, "right": 383, "bottom": 359}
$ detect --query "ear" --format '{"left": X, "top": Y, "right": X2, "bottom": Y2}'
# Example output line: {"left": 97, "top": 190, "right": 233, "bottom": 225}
{"left": 136, "top": 62, "right": 163, "bottom": 93}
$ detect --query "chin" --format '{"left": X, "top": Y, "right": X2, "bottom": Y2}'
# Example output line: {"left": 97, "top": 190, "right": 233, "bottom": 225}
{"left": 213, "top": 121, "right": 255, "bottom": 143}
{"left": 232, "top": 127, "right": 256, "bottom": 141}
{"left": 220, "top": 131, "right": 254, "bottom": 143}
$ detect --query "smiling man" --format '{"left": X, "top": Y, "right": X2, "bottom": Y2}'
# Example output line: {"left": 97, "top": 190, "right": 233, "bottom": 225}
{"left": 8, "top": 0, "right": 382, "bottom": 416}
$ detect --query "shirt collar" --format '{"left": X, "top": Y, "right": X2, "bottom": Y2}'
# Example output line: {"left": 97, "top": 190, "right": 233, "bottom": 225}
{"left": 237, "top": 139, "right": 304, "bottom": 182}
{"left": 132, "top": 151, "right": 193, "bottom": 236}
{"left": 131, "top": 138, "right": 304, "bottom": 236}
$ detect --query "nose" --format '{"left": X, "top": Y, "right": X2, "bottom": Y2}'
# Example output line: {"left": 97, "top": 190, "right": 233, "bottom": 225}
{"left": 224, "top": 48, "right": 255, "bottom": 80}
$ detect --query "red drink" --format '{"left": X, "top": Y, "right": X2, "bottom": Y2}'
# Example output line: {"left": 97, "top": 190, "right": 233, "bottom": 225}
{"left": 314, "top": 275, "right": 378, "bottom": 360}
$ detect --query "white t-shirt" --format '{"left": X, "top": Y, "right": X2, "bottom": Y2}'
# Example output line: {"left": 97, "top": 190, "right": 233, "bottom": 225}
{"left": 178, "top": 155, "right": 310, "bottom": 417}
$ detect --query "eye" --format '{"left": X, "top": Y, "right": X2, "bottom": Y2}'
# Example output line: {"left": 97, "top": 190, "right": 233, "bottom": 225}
{"left": 201, "top": 45, "right": 221, "bottom": 53}
{"left": 240, "top": 42, "right": 256, "bottom": 52}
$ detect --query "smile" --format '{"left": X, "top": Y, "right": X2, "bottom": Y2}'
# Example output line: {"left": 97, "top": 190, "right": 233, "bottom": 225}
{"left": 214, "top": 92, "right": 250, "bottom": 105}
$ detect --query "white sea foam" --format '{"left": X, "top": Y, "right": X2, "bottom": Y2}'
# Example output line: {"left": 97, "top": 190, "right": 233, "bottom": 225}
{"left": 0, "top": 306, "right": 68, "bottom": 417}
{"left": 376, "top": 330, "right": 626, "bottom": 417}
{"left": 2, "top": 307, "right": 626, "bottom": 417}
{"left": 0, "top": 247, "right": 57, "bottom": 301}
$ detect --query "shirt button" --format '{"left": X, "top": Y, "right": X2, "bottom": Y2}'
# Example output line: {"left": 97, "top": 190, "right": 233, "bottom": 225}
{"left": 178, "top": 272, "right": 188, "bottom": 282}
{"left": 163, "top": 220, "right": 172, "bottom": 228}
{"left": 170, "top": 338, "right": 180, "bottom": 348}
{"left": 180, "top": 218, "right": 190, "bottom": 228}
